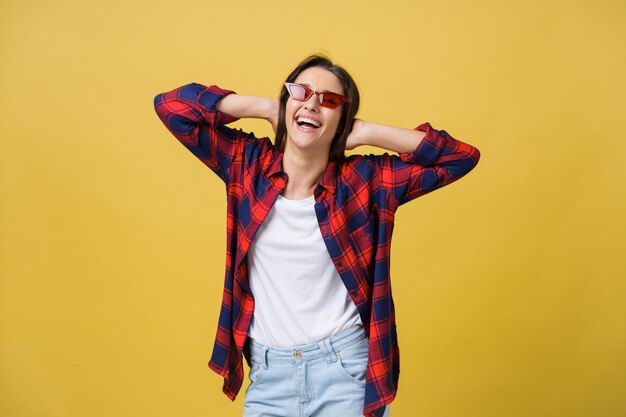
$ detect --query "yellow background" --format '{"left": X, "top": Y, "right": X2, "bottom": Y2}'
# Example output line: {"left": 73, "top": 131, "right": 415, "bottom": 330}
{"left": 1, "top": 0, "right": 624, "bottom": 416}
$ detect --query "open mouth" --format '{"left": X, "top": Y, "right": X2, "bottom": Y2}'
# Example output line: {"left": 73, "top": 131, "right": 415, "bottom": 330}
{"left": 295, "top": 116, "right": 321, "bottom": 132}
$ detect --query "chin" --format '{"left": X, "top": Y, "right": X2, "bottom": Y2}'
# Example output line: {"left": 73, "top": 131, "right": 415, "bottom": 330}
{"left": 286, "top": 131, "right": 326, "bottom": 151}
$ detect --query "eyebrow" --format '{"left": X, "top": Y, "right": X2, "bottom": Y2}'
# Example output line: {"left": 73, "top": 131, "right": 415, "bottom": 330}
{"left": 299, "top": 83, "right": 340, "bottom": 94}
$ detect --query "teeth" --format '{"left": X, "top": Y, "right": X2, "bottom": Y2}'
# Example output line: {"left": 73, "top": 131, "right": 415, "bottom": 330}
{"left": 296, "top": 116, "right": 321, "bottom": 127}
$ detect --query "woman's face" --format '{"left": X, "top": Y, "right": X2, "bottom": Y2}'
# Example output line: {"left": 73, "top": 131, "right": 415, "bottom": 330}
{"left": 284, "top": 66, "right": 345, "bottom": 156}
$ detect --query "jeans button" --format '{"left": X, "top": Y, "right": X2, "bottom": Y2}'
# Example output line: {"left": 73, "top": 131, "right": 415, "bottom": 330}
{"left": 294, "top": 351, "right": 302, "bottom": 360}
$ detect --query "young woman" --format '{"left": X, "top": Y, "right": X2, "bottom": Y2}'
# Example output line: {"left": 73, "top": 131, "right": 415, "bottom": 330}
{"left": 154, "top": 54, "right": 481, "bottom": 417}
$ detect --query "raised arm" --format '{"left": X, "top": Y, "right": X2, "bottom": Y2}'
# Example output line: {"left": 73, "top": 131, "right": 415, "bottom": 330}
{"left": 153, "top": 82, "right": 277, "bottom": 184}
{"left": 348, "top": 119, "right": 481, "bottom": 208}
{"left": 216, "top": 92, "right": 279, "bottom": 133}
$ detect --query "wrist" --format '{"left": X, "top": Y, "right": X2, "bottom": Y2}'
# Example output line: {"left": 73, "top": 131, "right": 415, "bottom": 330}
{"left": 263, "top": 98, "right": 278, "bottom": 120}
{"left": 358, "top": 120, "right": 375, "bottom": 147}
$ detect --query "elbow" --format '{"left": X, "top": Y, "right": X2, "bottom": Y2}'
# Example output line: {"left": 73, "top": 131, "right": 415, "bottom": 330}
{"left": 461, "top": 141, "right": 481, "bottom": 171}
{"left": 463, "top": 146, "right": 481, "bottom": 175}
{"left": 450, "top": 147, "right": 481, "bottom": 178}
{"left": 471, "top": 146, "right": 481, "bottom": 168}
{"left": 153, "top": 92, "right": 165, "bottom": 115}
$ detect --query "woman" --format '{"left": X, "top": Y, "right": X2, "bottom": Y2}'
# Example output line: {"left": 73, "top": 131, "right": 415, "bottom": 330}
{"left": 153, "top": 54, "right": 481, "bottom": 417}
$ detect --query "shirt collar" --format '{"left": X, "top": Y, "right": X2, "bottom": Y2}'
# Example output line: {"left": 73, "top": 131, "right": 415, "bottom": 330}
{"left": 268, "top": 150, "right": 339, "bottom": 195}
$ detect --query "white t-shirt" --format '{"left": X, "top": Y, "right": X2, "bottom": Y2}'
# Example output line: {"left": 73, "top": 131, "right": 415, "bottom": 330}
{"left": 246, "top": 193, "right": 363, "bottom": 348}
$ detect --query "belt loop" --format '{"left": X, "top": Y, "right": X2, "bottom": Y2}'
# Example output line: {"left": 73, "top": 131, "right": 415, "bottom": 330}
{"left": 319, "top": 337, "right": 338, "bottom": 364}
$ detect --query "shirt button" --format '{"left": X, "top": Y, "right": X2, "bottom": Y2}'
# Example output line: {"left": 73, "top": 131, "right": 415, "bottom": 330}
{"left": 323, "top": 231, "right": 329, "bottom": 237}
{"left": 337, "top": 262, "right": 343, "bottom": 268}
{"left": 294, "top": 351, "right": 302, "bottom": 360}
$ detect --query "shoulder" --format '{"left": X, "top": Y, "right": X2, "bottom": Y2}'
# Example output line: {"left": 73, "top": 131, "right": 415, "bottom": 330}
{"left": 336, "top": 154, "right": 383, "bottom": 192}
{"left": 339, "top": 152, "right": 401, "bottom": 179}
{"left": 239, "top": 131, "right": 282, "bottom": 176}
{"left": 229, "top": 129, "right": 276, "bottom": 158}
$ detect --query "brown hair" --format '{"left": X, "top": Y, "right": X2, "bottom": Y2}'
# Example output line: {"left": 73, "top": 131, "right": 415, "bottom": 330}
{"left": 274, "top": 53, "right": 360, "bottom": 163}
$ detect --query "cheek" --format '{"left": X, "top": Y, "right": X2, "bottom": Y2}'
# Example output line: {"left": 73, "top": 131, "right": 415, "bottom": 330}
{"left": 325, "top": 112, "right": 342, "bottom": 133}
{"left": 285, "top": 104, "right": 297, "bottom": 125}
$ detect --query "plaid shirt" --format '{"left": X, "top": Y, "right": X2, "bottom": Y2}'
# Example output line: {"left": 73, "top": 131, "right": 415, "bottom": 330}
{"left": 153, "top": 82, "right": 480, "bottom": 417}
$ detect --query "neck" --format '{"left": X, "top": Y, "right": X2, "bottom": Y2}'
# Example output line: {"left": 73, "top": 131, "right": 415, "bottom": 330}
{"left": 282, "top": 141, "right": 329, "bottom": 196}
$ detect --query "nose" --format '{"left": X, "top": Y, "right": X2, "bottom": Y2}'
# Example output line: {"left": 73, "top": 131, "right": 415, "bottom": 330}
{"left": 304, "top": 92, "right": 320, "bottom": 111}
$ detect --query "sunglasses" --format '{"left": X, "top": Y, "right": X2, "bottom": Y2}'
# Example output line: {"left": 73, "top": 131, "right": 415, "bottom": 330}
{"left": 284, "top": 82, "right": 350, "bottom": 109}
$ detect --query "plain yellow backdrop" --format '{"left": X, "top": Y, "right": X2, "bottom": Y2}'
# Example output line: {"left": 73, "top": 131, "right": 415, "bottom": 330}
{"left": 1, "top": 0, "right": 625, "bottom": 416}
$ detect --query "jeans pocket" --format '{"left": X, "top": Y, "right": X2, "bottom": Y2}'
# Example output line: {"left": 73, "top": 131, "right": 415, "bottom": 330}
{"left": 247, "top": 360, "right": 266, "bottom": 390}
{"left": 334, "top": 337, "right": 368, "bottom": 387}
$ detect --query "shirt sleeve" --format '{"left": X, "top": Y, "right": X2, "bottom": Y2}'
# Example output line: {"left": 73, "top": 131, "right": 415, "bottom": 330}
{"left": 363, "top": 122, "right": 481, "bottom": 208}
{"left": 153, "top": 82, "right": 252, "bottom": 184}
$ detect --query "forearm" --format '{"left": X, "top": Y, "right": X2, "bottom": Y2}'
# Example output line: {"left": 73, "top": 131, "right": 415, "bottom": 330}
{"left": 216, "top": 93, "right": 276, "bottom": 121}
{"left": 361, "top": 120, "right": 481, "bottom": 206}
{"left": 360, "top": 120, "right": 427, "bottom": 154}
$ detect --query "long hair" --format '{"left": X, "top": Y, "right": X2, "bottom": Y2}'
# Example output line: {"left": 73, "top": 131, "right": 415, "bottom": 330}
{"left": 274, "top": 54, "right": 360, "bottom": 163}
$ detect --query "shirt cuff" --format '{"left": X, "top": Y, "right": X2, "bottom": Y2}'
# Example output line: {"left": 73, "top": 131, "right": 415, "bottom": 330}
{"left": 197, "top": 84, "right": 240, "bottom": 125}
{"left": 397, "top": 122, "right": 447, "bottom": 167}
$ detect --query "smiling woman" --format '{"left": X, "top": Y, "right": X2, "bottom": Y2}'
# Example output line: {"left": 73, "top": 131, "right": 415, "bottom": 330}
{"left": 153, "top": 53, "right": 480, "bottom": 417}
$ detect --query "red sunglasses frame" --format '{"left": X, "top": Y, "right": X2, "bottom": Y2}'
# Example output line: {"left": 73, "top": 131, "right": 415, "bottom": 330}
{"left": 284, "top": 82, "right": 350, "bottom": 109}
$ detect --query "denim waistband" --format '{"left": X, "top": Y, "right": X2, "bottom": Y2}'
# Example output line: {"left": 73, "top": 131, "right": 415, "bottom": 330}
{"left": 248, "top": 324, "right": 367, "bottom": 367}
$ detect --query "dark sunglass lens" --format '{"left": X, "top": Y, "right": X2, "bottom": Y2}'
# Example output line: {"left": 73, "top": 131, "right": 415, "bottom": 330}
{"left": 321, "top": 93, "right": 343, "bottom": 108}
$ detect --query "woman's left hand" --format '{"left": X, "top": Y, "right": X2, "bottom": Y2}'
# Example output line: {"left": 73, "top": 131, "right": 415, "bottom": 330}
{"left": 345, "top": 118, "right": 367, "bottom": 151}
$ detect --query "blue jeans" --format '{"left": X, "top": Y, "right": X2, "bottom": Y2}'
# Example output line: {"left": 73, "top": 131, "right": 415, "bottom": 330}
{"left": 243, "top": 324, "right": 391, "bottom": 417}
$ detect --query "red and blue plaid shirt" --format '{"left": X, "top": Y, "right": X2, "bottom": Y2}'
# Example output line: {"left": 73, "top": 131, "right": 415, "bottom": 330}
{"left": 153, "top": 82, "right": 480, "bottom": 417}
